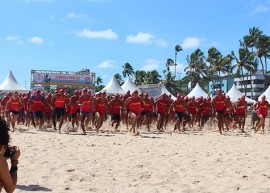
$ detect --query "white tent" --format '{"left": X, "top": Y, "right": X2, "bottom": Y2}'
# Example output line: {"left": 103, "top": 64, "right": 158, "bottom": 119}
{"left": 161, "top": 86, "right": 176, "bottom": 100}
{"left": 187, "top": 83, "right": 208, "bottom": 98}
{"left": 0, "top": 71, "right": 28, "bottom": 93}
{"left": 121, "top": 77, "right": 141, "bottom": 93}
{"left": 101, "top": 76, "right": 125, "bottom": 95}
{"left": 226, "top": 84, "right": 255, "bottom": 104}
{"left": 258, "top": 85, "right": 270, "bottom": 101}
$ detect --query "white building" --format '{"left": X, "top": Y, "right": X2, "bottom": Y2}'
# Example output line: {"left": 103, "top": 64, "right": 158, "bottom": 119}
{"left": 234, "top": 71, "right": 268, "bottom": 99}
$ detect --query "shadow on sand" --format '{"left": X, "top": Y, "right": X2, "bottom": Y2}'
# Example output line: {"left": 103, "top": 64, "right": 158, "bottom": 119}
{"left": 17, "top": 184, "right": 52, "bottom": 191}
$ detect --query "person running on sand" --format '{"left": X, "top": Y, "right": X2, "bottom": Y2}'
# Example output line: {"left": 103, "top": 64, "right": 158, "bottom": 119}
{"left": 123, "top": 90, "right": 131, "bottom": 130}
{"left": 234, "top": 96, "right": 247, "bottom": 132}
{"left": 1, "top": 92, "right": 12, "bottom": 124}
{"left": 22, "top": 92, "right": 31, "bottom": 127}
{"left": 70, "top": 90, "right": 80, "bottom": 130}
{"left": 155, "top": 93, "right": 170, "bottom": 132}
{"left": 170, "top": 94, "right": 186, "bottom": 132}
{"left": 78, "top": 88, "right": 94, "bottom": 135}
{"left": 186, "top": 96, "right": 197, "bottom": 129}
{"left": 125, "top": 90, "right": 143, "bottom": 135}
{"left": 29, "top": 90, "right": 45, "bottom": 129}
{"left": 108, "top": 94, "right": 123, "bottom": 131}
{"left": 44, "top": 93, "right": 53, "bottom": 128}
{"left": 140, "top": 93, "right": 154, "bottom": 131}
{"left": 253, "top": 95, "right": 270, "bottom": 134}
{"left": 93, "top": 92, "right": 108, "bottom": 132}
{"left": 6, "top": 91, "right": 23, "bottom": 132}
{"left": 212, "top": 89, "right": 226, "bottom": 134}
{"left": 51, "top": 89, "right": 68, "bottom": 133}
{"left": 0, "top": 119, "right": 21, "bottom": 193}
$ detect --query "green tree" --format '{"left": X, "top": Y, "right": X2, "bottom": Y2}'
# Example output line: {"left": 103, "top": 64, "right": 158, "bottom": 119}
{"left": 114, "top": 73, "right": 124, "bottom": 86}
{"left": 134, "top": 70, "right": 146, "bottom": 85}
{"left": 231, "top": 48, "right": 257, "bottom": 95}
{"left": 184, "top": 49, "right": 206, "bottom": 88}
{"left": 145, "top": 70, "right": 161, "bottom": 84}
{"left": 122, "top": 62, "right": 134, "bottom": 78}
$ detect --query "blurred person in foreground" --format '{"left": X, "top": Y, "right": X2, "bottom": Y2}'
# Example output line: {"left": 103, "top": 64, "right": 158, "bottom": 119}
{"left": 0, "top": 118, "right": 21, "bottom": 193}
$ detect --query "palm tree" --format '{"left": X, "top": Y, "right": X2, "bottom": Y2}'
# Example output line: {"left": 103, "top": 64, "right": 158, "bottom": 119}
{"left": 95, "top": 76, "right": 103, "bottom": 86}
{"left": 145, "top": 70, "right": 161, "bottom": 84}
{"left": 165, "top": 58, "right": 175, "bottom": 72}
{"left": 134, "top": 70, "right": 146, "bottom": 85}
{"left": 240, "top": 27, "right": 261, "bottom": 98}
{"left": 256, "top": 35, "right": 270, "bottom": 80}
{"left": 231, "top": 48, "right": 257, "bottom": 95}
{"left": 174, "top": 45, "right": 183, "bottom": 78}
{"left": 114, "top": 73, "right": 124, "bottom": 86}
{"left": 95, "top": 76, "right": 104, "bottom": 92}
{"left": 163, "top": 70, "right": 177, "bottom": 95}
{"left": 206, "top": 47, "right": 231, "bottom": 91}
{"left": 122, "top": 62, "right": 134, "bottom": 78}
{"left": 184, "top": 49, "right": 206, "bottom": 88}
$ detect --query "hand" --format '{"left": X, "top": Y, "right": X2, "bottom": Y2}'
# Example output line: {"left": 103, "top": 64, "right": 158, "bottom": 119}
{"left": 12, "top": 147, "right": 20, "bottom": 161}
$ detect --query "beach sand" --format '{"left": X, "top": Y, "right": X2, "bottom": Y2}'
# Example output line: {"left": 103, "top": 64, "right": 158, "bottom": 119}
{"left": 9, "top": 120, "right": 270, "bottom": 193}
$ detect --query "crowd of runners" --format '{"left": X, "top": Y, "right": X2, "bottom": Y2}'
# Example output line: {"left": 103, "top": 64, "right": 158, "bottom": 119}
{"left": 0, "top": 88, "right": 269, "bottom": 135}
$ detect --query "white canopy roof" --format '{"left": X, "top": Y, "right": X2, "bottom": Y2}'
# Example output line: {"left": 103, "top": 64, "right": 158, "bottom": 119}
{"left": 101, "top": 75, "right": 125, "bottom": 95}
{"left": 0, "top": 71, "right": 28, "bottom": 93}
{"left": 258, "top": 85, "right": 270, "bottom": 101}
{"left": 121, "top": 77, "right": 141, "bottom": 93}
{"left": 186, "top": 83, "right": 208, "bottom": 98}
{"left": 162, "top": 86, "right": 176, "bottom": 100}
{"left": 226, "top": 84, "right": 255, "bottom": 104}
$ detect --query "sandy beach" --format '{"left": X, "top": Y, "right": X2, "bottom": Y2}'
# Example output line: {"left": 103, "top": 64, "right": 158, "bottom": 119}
{"left": 9, "top": 121, "right": 270, "bottom": 193}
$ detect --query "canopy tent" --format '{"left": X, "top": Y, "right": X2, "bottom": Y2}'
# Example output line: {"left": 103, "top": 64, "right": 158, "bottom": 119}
{"left": 186, "top": 83, "right": 208, "bottom": 98}
{"left": 100, "top": 75, "right": 125, "bottom": 95}
{"left": 121, "top": 77, "right": 141, "bottom": 93}
{"left": 0, "top": 70, "right": 28, "bottom": 93}
{"left": 226, "top": 84, "right": 255, "bottom": 104}
{"left": 258, "top": 85, "right": 270, "bottom": 101}
{"left": 161, "top": 86, "right": 176, "bottom": 100}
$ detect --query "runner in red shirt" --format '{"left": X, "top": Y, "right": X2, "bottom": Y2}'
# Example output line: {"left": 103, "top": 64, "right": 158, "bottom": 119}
{"left": 199, "top": 98, "right": 212, "bottom": 130}
{"left": 51, "top": 89, "right": 68, "bottom": 133}
{"left": 125, "top": 90, "right": 143, "bottom": 135}
{"left": 234, "top": 96, "right": 247, "bottom": 132}
{"left": 141, "top": 93, "right": 154, "bottom": 131}
{"left": 78, "top": 88, "right": 94, "bottom": 134}
{"left": 108, "top": 94, "right": 123, "bottom": 131}
{"left": 70, "top": 90, "right": 80, "bottom": 130}
{"left": 1, "top": 92, "right": 12, "bottom": 124}
{"left": 155, "top": 93, "right": 170, "bottom": 132}
{"left": 253, "top": 95, "right": 270, "bottom": 134}
{"left": 94, "top": 92, "right": 108, "bottom": 132}
{"left": 212, "top": 89, "right": 226, "bottom": 134}
{"left": 44, "top": 93, "right": 53, "bottom": 128}
{"left": 170, "top": 94, "right": 186, "bottom": 132}
{"left": 29, "top": 90, "right": 45, "bottom": 129}
{"left": 6, "top": 91, "right": 23, "bottom": 132}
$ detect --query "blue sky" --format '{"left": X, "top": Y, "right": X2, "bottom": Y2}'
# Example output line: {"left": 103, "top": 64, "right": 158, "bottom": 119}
{"left": 0, "top": 0, "right": 270, "bottom": 89}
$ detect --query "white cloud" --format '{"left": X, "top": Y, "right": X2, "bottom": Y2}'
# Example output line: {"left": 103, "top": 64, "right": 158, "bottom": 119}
{"left": 126, "top": 32, "right": 167, "bottom": 47}
{"left": 97, "top": 60, "right": 115, "bottom": 68}
{"left": 126, "top": 32, "right": 155, "bottom": 44}
{"left": 5, "top": 35, "right": 21, "bottom": 42}
{"left": 76, "top": 28, "right": 118, "bottom": 40}
{"left": 181, "top": 37, "right": 201, "bottom": 49}
{"left": 67, "top": 12, "right": 89, "bottom": 21}
{"left": 141, "top": 59, "right": 160, "bottom": 71}
{"left": 29, "top": 36, "right": 44, "bottom": 44}
{"left": 252, "top": 5, "right": 269, "bottom": 13}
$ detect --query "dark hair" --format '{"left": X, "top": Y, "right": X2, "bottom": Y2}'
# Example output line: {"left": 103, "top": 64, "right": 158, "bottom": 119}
{"left": 0, "top": 118, "right": 10, "bottom": 145}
